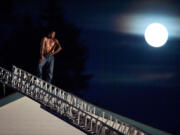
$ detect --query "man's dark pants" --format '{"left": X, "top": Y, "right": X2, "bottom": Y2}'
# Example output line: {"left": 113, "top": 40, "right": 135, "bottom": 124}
{"left": 38, "top": 54, "right": 54, "bottom": 83}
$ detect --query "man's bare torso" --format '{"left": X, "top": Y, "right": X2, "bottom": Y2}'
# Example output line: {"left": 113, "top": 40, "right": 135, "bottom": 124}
{"left": 40, "top": 35, "right": 62, "bottom": 61}
{"left": 43, "top": 37, "right": 56, "bottom": 55}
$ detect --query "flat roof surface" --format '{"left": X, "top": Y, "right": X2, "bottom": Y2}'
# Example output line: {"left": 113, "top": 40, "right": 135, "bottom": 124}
{"left": 0, "top": 96, "right": 86, "bottom": 135}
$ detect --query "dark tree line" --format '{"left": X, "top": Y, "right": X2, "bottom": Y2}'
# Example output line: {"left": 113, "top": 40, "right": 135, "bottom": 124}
{"left": 0, "top": 0, "right": 92, "bottom": 97}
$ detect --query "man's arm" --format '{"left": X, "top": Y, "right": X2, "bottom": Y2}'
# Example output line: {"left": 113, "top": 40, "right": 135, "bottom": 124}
{"left": 52, "top": 39, "right": 62, "bottom": 55}
{"left": 40, "top": 37, "right": 46, "bottom": 61}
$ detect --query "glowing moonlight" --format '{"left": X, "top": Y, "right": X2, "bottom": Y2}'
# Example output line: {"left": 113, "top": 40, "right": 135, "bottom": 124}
{"left": 144, "top": 23, "right": 168, "bottom": 47}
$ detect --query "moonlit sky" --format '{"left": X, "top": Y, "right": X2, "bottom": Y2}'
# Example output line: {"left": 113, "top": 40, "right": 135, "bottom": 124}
{"left": 61, "top": 0, "right": 180, "bottom": 37}
{"left": 59, "top": 0, "right": 180, "bottom": 87}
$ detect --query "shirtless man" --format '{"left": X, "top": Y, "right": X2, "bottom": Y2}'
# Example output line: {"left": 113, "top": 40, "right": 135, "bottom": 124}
{"left": 38, "top": 31, "right": 62, "bottom": 83}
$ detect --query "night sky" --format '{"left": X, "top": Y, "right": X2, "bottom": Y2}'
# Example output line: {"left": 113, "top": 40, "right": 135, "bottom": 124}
{"left": 1, "top": 0, "right": 180, "bottom": 134}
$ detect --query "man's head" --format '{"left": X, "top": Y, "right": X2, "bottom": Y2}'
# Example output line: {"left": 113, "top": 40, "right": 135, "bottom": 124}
{"left": 48, "top": 31, "right": 56, "bottom": 39}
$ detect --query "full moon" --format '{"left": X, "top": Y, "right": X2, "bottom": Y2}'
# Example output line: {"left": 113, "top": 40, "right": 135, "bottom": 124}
{"left": 144, "top": 23, "right": 168, "bottom": 47}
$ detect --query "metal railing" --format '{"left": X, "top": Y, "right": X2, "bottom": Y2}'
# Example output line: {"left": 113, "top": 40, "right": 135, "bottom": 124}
{"left": 0, "top": 65, "right": 172, "bottom": 135}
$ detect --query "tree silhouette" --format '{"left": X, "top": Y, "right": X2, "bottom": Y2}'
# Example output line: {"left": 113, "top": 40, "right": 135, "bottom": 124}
{"left": 0, "top": 0, "right": 91, "bottom": 94}
{"left": 0, "top": 0, "right": 15, "bottom": 25}
{"left": 0, "top": 14, "right": 39, "bottom": 70}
